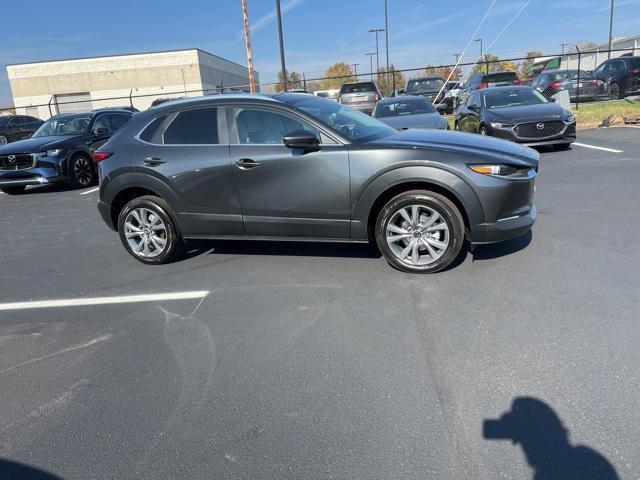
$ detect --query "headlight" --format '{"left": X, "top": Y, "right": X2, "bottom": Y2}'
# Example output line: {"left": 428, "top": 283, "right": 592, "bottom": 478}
{"left": 46, "top": 148, "right": 64, "bottom": 157}
{"left": 469, "top": 164, "right": 519, "bottom": 176}
{"left": 565, "top": 115, "right": 576, "bottom": 123}
{"left": 490, "top": 122, "right": 512, "bottom": 129}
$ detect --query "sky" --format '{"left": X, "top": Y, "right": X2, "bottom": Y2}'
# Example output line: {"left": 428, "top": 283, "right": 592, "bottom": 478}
{"left": 2, "top": 0, "right": 640, "bottom": 105}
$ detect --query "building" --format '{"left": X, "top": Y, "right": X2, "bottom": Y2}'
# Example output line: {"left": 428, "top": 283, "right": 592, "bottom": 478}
{"left": 7, "top": 49, "right": 259, "bottom": 119}
{"left": 561, "top": 35, "right": 640, "bottom": 71}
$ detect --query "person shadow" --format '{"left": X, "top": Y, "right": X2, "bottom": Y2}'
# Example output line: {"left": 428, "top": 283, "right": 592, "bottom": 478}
{"left": 0, "top": 458, "right": 63, "bottom": 479}
{"left": 483, "top": 397, "right": 619, "bottom": 480}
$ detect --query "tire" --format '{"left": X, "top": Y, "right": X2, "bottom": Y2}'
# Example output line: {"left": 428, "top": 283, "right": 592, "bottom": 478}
{"left": 553, "top": 143, "right": 572, "bottom": 151}
{"left": 0, "top": 186, "right": 26, "bottom": 195}
{"left": 454, "top": 121, "right": 459, "bottom": 131}
{"left": 67, "top": 154, "right": 96, "bottom": 189}
{"left": 375, "top": 190, "right": 465, "bottom": 273}
{"left": 0, "top": 135, "right": 8, "bottom": 146}
{"left": 117, "top": 195, "right": 182, "bottom": 265}
{"left": 608, "top": 83, "right": 620, "bottom": 100}
{"left": 480, "top": 125, "right": 489, "bottom": 136}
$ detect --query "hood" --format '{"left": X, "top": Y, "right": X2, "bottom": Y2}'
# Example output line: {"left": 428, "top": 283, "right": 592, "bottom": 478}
{"left": 379, "top": 113, "right": 447, "bottom": 130}
{"left": 484, "top": 103, "right": 566, "bottom": 123}
{"left": 371, "top": 129, "right": 539, "bottom": 167}
{"left": 0, "top": 135, "right": 78, "bottom": 154}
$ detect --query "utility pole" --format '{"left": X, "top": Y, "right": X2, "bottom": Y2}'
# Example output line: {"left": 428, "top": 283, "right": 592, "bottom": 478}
{"left": 608, "top": 0, "right": 615, "bottom": 58}
{"left": 275, "top": 0, "right": 288, "bottom": 91}
{"left": 369, "top": 28, "right": 385, "bottom": 77}
{"left": 384, "top": 0, "right": 389, "bottom": 72}
{"left": 241, "top": 0, "right": 256, "bottom": 93}
{"left": 351, "top": 63, "right": 360, "bottom": 80}
{"left": 366, "top": 53, "right": 376, "bottom": 80}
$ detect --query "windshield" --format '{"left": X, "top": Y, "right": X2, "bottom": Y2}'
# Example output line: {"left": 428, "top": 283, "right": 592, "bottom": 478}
{"left": 407, "top": 78, "right": 444, "bottom": 92}
{"left": 340, "top": 83, "right": 377, "bottom": 94}
{"left": 553, "top": 70, "right": 593, "bottom": 80}
{"left": 482, "top": 89, "right": 548, "bottom": 109}
{"left": 286, "top": 96, "right": 395, "bottom": 142}
{"left": 32, "top": 114, "right": 91, "bottom": 137}
{"left": 375, "top": 98, "right": 436, "bottom": 118}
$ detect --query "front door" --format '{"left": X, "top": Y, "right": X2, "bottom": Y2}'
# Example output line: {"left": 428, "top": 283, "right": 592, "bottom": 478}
{"left": 228, "top": 105, "right": 350, "bottom": 239}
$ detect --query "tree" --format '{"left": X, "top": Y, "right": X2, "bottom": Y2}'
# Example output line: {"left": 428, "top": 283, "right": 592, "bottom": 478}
{"left": 469, "top": 54, "right": 518, "bottom": 75}
{"left": 319, "top": 62, "right": 356, "bottom": 90}
{"left": 275, "top": 69, "right": 303, "bottom": 92}
{"left": 376, "top": 65, "right": 406, "bottom": 97}
{"left": 424, "top": 65, "right": 462, "bottom": 81}
{"left": 520, "top": 51, "right": 544, "bottom": 78}
{"left": 306, "top": 80, "right": 321, "bottom": 92}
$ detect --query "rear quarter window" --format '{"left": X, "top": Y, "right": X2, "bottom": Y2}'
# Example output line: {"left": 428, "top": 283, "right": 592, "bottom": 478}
{"left": 139, "top": 115, "right": 168, "bottom": 143}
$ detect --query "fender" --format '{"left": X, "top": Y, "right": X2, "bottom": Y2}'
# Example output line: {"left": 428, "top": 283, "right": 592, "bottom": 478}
{"left": 351, "top": 165, "right": 485, "bottom": 240}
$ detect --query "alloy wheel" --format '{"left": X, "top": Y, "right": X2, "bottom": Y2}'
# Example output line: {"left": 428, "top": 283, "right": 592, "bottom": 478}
{"left": 385, "top": 204, "right": 450, "bottom": 266}
{"left": 124, "top": 208, "right": 168, "bottom": 258}
{"left": 73, "top": 157, "right": 93, "bottom": 186}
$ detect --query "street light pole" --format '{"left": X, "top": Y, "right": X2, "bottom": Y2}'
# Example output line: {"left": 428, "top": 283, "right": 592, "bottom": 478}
{"left": 275, "top": 0, "right": 288, "bottom": 91}
{"left": 366, "top": 53, "right": 376, "bottom": 80}
{"left": 384, "top": 0, "right": 389, "bottom": 73}
{"left": 608, "top": 0, "right": 615, "bottom": 59}
{"left": 561, "top": 43, "right": 571, "bottom": 70}
{"left": 241, "top": 0, "right": 256, "bottom": 93}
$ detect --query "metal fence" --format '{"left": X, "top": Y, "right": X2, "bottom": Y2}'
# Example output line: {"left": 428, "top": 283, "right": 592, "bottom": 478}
{"left": 2, "top": 47, "right": 638, "bottom": 119}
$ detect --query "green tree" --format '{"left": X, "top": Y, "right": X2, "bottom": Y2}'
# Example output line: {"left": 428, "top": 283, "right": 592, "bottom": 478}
{"left": 424, "top": 65, "right": 462, "bottom": 81}
{"left": 520, "top": 51, "right": 544, "bottom": 78}
{"left": 276, "top": 69, "right": 303, "bottom": 92}
{"left": 320, "top": 62, "right": 356, "bottom": 90}
{"left": 377, "top": 65, "right": 406, "bottom": 97}
{"left": 470, "top": 54, "right": 519, "bottom": 75}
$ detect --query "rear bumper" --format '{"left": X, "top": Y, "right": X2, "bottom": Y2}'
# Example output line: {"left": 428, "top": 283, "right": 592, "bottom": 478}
{"left": 471, "top": 204, "right": 537, "bottom": 244}
{"left": 98, "top": 200, "right": 116, "bottom": 231}
{"left": 346, "top": 103, "right": 377, "bottom": 114}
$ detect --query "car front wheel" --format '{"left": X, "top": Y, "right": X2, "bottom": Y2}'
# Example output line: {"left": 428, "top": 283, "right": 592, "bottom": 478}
{"left": 375, "top": 190, "right": 465, "bottom": 273}
{"left": 117, "top": 196, "right": 181, "bottom": 265}
{"left": 68, "top": 154, "right": 96, "bottom": 189}
{"left": 608, "top": 83, "right": 620, "bottom": 100}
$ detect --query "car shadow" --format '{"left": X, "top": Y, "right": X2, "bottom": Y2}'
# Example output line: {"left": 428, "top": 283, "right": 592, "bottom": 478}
{"left": 484, "top": 397, "right": 619, "bottom": 479}
{"left": 472, "top": 231, "right": 532, "bottom": 261}
{"left": 0, "top": 458, "right": 63, "bottom": 479}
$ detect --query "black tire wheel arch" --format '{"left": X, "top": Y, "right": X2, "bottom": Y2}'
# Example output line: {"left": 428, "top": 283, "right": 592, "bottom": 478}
{"left": 375, "top": 190, "right": 465, "bottom": 273}
{"left": 68, "top": 153, "right": 96, "bottom": 189}
{"left": 117, "top": 195, "right": 182, "bottom": 265}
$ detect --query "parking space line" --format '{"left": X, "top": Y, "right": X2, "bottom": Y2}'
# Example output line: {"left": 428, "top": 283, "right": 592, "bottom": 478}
{"left": 0, "top": 291, "right": 209, "bottom": 311}
{"left": 573, "top": 142, "right": 623, "bottom": 153}
{"left": 79, "top": 187, "right": 100, "bottom": 195}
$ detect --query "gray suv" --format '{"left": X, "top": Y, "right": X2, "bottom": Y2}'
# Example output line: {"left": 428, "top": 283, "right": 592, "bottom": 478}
{"left": 337, "top": 81, "right": 382, "bottom": 115}
{"left": 96, "top": 94, "right": 538, "bottom": 273}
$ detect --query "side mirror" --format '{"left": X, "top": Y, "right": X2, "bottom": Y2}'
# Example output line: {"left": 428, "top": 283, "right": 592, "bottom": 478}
{"left": 93, "top": 127, "right": 110, "bottom": 135}
{"left": 283, "top": 130, "right": 320, "bottom": 150}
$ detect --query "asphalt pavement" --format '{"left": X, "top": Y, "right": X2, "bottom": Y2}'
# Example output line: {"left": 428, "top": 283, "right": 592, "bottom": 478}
{"left": 0, "top": 127, "right": 639, "bottom": 479}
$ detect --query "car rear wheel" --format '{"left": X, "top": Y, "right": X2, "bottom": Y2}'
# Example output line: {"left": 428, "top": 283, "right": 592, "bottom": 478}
{"left": 68, "top": 154, "right": 96, "bottom": 189}
{"left": 0, "top": 186, "right": 26, "bottom": 195}
{"left": 117, "top": 195, "right": 181, "bottom": 265}
{"left": 375, "top": 190, "right": 465, "bottom": 273}
{"left": 0, "top": 135, "right": 8, "bottom": 146}
{"left": 608, "top": 83, "right": 620, "bottom": 100}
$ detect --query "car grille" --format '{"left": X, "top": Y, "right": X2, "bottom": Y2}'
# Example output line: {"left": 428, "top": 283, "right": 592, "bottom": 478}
{"left": 0, "top": 154, "right": 35, "bottom": 171}
{"left": 514, "top": 121, "right": 565, "bottom": 139}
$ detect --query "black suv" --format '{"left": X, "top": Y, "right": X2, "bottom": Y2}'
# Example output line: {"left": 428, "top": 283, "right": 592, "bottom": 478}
{"left": 95, "top": 94, "right": 539, "bottom": 273}
{"left": 0, "top": 109, "right": 132, "bottom": 194}
{"left": 592, "top": 56, "right": 640, "bottom": 99}
{"left": 403, "top": 77, "right": 454, "bottom": 114}
{"left": 0, "top": 115, "right": 43, "bottom": 145}
{"left": 459, "top": 71, "right": 519, "bottom": 103}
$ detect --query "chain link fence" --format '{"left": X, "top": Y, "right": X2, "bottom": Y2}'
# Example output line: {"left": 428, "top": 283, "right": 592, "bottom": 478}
{"left": 2, "top": 47, "right": 638, "bottom": 120}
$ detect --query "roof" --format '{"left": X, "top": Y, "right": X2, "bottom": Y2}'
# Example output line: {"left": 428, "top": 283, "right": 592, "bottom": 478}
{"left": 147, "top": 93, "right": 281, "bottom": 112}
{"left": 6, "top": 48, "right": 248, "bottom": 71}
{"left": 477, "top": 85, "right": 532, "bottom": 92}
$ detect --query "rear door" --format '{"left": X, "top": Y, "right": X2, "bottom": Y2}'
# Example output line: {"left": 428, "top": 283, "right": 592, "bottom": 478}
{"left": 228, "top": 105, "right": 350, "bottom": 239}
{"left": 137, "top": 106, "right": 243, "bottom": 236}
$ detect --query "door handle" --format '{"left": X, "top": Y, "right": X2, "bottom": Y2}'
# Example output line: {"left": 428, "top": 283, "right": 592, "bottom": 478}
{"left": 144, "top": 157, "right": 166, "bottom": 166}
{"left": 235, "top": 158, "right": 261, "bottom": 170}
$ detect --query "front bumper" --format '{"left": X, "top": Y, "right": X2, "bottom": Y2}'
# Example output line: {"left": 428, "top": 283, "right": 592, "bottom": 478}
{"left": 472, "top": 204, "right": 537, "bottom": 244}
{"left": 0, "top": 166, "right": 66, "bottom": 187}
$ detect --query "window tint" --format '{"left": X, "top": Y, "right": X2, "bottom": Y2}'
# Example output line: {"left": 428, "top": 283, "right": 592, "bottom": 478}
{"left": 92, "top": 115, "right": 112, "bottom": 133}
{"left": 406, "top": 78, "right": 444, "bottom": 92}
{"left": 482, "top": 89, "right": 547, "bottom": 108}
{"left": 234, "top": 107, "right": 318, "bottom": 145}
{"left": 375, "top": 98, "right": 435, "bottom": 118}
{"left": 164, "top": 108, "right": 218, "bottom": 144}
{"left": 486, "top": 72, "right": 518, "bottom": 83}
{"left": 108, "top": 114, "right": 131, "bottom": 131}
{"left": 139, "top": 115, "right": 168, "bottom": 143}
{"left": 340, "top": 82, "right": 377, "bottom": 94}
{"left": 468, "top": 93, "right": 480, "bottom": 107}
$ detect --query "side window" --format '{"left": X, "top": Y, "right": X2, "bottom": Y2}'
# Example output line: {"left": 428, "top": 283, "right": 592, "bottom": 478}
{"left": 139, "top": 115, "right": 168, "bottom": 143}
{"left": 92, "top": 115, "right": 111, "bottom": 134}
{"left": 234, "top": 107, "right": 319, "bottom": 145}
{"left": 468, "top": 93, "right": 480, "bottom": 108}
{"left": 107, "top": 114, "right": 131, "bottom": 132}
{"left": 163, "top": 108, "right": 218, "bottom": 145}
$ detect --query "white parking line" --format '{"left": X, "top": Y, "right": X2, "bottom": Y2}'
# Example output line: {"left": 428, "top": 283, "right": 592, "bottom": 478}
{"left": 79, "top": 187, "right": 100, "bottom": 195}
{"left": 573, "top": 142, "right": 623, "bottom": 153}
{"left": 0, "top": 291, "right": 209, "bottom": 311}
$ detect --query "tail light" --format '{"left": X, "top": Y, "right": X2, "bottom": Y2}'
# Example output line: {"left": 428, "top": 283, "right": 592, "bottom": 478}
{"left": 478, "top": 82, "right": 489, "bottom": 89}
{"left": 591, "top": 79, "right": 598, "bottom": 85}
{"left": 629, "top": 68, "right": 640, "bottom": 75}
{"left": 550, "top": 81, "right": 562, "bottom": 90}
{"left": 93, "top": 151, "right": 113, "bottom": 163}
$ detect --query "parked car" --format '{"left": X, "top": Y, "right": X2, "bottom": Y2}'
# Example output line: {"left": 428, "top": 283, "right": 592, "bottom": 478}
{"left": 459, "top": 71, "right": 519, "bottom": 103}
{"left": 0, "top": 115, "right": 43, "bottom": 145}
{"left": 313, "top": 89, "right": 340, "bottom": 100}
{"left": 531, "top": 70, "right": 602, "bottom": 101}
{"left": 0, "top": 109, "right": 133, "bottom": 194}
{"left": 337, "top": 81, "right": 382, "bottom": 114}
{"left": 592, "top": 56, "right": 640, "bottom": 99}
{"left": 96, "top": 93, "right": 538, "bottom": 273}
{"left": 403, "top": 77, "right": 454, "bottom": 114}
{"left": 455, "top": 86, "right": 576, "bottom": 150}
{"left": 372, "top": 96, "right": 449, "bottom": 130}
